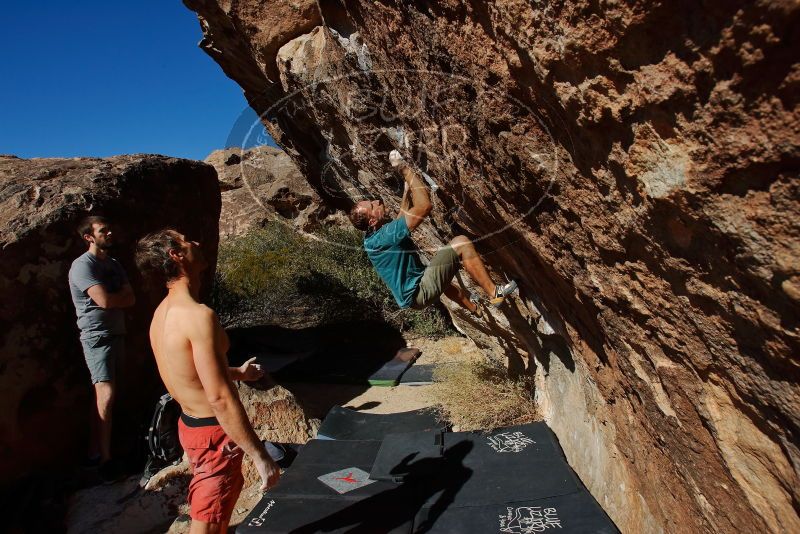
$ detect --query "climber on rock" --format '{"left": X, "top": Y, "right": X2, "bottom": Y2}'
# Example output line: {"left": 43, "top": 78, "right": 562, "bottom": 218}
{"left": 348, "top": 150, "right": 517, "bottom": 316}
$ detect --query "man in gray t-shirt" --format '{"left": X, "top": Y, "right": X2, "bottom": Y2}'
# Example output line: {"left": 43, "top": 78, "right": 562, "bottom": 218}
{"left": 68, "top": 216, "right": 135, "bottom": 469}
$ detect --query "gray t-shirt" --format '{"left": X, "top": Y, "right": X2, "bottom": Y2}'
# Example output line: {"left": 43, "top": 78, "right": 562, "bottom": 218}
{"left": 68, "top": 251, "right": 128, "bottom": 338}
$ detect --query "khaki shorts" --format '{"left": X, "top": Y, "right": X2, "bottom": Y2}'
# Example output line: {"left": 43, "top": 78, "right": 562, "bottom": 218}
{"left": 412, "top": 245, "right": 460, "bottom": 309}
{"left": 80, "top": 334, "right": 124, "bottom": 384}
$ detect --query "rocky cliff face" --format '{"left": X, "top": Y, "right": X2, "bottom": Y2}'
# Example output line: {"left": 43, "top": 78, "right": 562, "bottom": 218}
{"left": 0, "top": 155, "right": 220, "bottom": 485}
{"left": 183, "top": 1, "right": 799, "bottom": 532}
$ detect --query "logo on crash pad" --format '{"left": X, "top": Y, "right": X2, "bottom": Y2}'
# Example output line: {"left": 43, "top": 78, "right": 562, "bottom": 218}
{"left": 247, "top": 499, "right": 276, "bottom": 527}
{"left": 499, "top": 506, "right": 562, "bottom": 533}
{"left": 487, "top": 431, "right": 535, "bottom": 453}
{"left": 318, "top": 467, "right": 376, "bottom": 494}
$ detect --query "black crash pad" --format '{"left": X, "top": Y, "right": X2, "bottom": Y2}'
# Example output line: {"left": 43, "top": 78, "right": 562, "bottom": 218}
{"left": 240, "top": 417, "right": 619, "bottom": 534}
{"left": 414, "top": 491, "right": 619, "bottom": 533}
{"left": 369, "top": 431, "right": 444, "bottom": 482}
{"left": 419, "top": 423, "right": 580, "bottom": 508}
{"left": 396, "top": 363, "right": 436, "bottom": 385}
{"left": 265, "top": 440, "right": 389, "bottom": 500}
{"left": 239, "top": 437, "right": 417, "bottom": 532}
{"left": 237, "top": 496, "right": 414, "bottom": 533}
{"left": 290, "top": 439, "right": 381, "bottom": 470}
{"left": 266, "top": 462, "right": 397, "bottom": 501}
{"left": 369, "top": 348, "right": 422, "bottom": 386}
{"left": 316, "top": 406, "right": 445, "bottom": 441}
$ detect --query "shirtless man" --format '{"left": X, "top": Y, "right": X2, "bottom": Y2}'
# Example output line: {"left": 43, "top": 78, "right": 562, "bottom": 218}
{"left": 135, "top": 230, "right": 279, "bottom": 534}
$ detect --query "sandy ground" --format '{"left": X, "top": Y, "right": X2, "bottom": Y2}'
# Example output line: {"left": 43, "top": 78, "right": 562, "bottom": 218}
{"left": 283, "top": 335, "right": 482, "bottom": 417}
{"left": 340, "top": 335, "right": 482, "bottom": 413}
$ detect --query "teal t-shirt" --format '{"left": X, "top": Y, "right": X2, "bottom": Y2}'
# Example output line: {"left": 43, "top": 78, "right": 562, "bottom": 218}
{"left": 364, "top": 217, "right": 425, "bottom": 308}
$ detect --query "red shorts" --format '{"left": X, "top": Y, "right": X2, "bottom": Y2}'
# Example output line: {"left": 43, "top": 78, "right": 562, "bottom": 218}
{"left": 178, "top": 415, "right": 245, "bottom": 524}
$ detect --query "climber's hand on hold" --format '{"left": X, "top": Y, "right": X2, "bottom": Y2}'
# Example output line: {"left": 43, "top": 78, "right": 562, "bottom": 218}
{"left": 389, "top": 150, "right": 405, "bottom": 168}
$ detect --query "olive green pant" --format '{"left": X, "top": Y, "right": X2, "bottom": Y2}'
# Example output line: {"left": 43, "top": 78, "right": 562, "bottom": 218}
{"left": 411, "top": 245, "right": 460, "bottom": 309}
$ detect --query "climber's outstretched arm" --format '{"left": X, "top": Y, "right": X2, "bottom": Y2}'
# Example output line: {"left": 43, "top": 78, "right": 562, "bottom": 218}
{"left": 391, "top": 150, "right": 431, "bottom": 231}
{"left": 400, "top": 180, "right": 411, "bottom": 213}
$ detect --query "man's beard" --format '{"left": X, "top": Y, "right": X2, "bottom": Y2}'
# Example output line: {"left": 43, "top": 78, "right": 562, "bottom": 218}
{"left": 97, "top": 241, "right": 114, "bottom": 251}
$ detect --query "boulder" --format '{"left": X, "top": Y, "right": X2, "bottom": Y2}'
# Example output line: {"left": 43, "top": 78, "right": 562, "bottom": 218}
{"left": 205, "top": 145, "right": 339, "bottom": 237}
{"left": 0, "top": 154, "right": 221, "bottom": 487}
{"left": 183, "top": 2, "right": 800, "bottom": 532}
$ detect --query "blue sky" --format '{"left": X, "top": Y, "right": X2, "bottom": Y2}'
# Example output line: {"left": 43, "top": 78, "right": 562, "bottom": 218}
{"left": 0, "top": 1, "right": 273, "bottom": 161}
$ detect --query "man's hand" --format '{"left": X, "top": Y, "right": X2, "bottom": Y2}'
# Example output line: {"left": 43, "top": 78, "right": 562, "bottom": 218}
{"left": 255, "top": 453, "right": 281, "bottom": 491}
{"left": 233, "top": 357, "right": 265, "bottom": 382}
{"left": 389, "top": 149, "right": 405, "bottom": 168}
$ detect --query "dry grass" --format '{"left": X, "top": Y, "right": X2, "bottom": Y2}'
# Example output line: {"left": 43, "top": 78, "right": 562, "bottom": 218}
{"left": 431, "top": 359, "right": 540, "bottom": 431}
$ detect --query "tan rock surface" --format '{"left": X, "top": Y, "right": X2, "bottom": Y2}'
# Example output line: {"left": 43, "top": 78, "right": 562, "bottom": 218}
{"left": 183, "top": 2, "right": 800, "bottom": 532}
{"left": 0, "top": 154, "right": 220, "bottom": 487}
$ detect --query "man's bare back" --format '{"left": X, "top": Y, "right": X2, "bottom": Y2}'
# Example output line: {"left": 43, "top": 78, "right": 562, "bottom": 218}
{"left": 150, "top": 292, "right": 228, "bottom": 418}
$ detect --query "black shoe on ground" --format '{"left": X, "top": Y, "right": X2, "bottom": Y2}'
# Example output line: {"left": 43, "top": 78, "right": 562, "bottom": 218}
{"left": 80, "top": 455, "right": 102, "bottom": 469}
{"left": 98, "top": 460, "right": 125, "bottom": 485}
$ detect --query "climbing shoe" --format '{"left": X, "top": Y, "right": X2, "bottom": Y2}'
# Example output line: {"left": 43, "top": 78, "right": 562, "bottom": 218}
{"left": 468, "top": 292, "right": 485, "bottom": 318}
{"left": 489, "top": 280, "right": 518, "bottom": 308}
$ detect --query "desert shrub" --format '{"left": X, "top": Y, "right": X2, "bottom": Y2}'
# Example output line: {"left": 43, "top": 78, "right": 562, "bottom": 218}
{"left": 212, "top": 222, "right": 454, "bottom": 337}
{"left": 431, "top": 359, "right": 539, "bottom": 430}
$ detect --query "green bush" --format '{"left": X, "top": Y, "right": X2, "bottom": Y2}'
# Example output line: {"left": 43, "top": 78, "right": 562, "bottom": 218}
{"left": 212, "top": 222, "right": 454, "bottom": 337}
